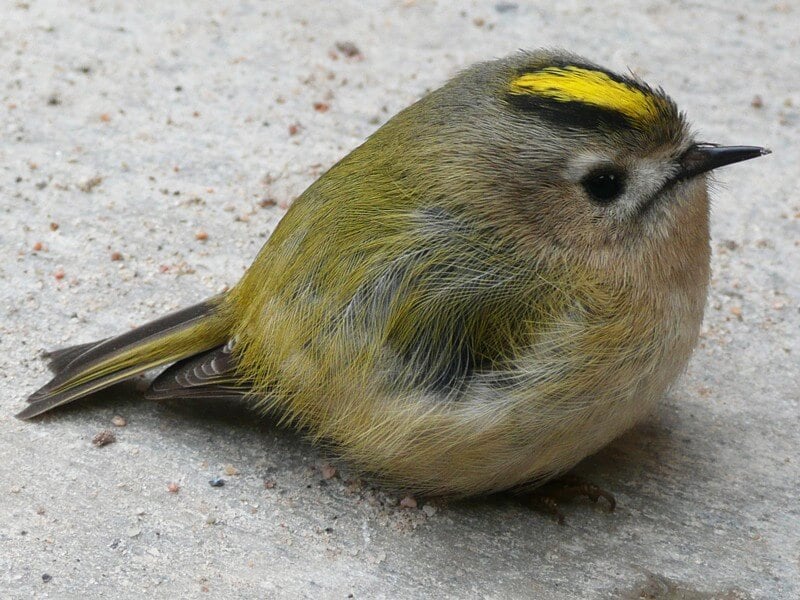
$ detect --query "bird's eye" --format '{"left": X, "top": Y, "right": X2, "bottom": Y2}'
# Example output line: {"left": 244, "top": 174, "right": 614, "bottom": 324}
{"left": 581, "top": 169, "right": 626, "bottom": 204}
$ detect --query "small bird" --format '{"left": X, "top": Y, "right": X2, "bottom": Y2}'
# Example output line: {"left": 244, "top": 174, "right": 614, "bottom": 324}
{"left": 19, "top": 50, "right": 768, "bottom": 505}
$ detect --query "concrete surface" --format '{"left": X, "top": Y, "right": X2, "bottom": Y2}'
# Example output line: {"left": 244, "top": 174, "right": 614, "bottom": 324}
{"left": 1, "top": 1, "right": 798, "bottom": 598}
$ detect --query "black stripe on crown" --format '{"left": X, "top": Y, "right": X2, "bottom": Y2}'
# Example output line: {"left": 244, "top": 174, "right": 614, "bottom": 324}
{"left": 505, "top": 93, "right": 636, "bottom": 131}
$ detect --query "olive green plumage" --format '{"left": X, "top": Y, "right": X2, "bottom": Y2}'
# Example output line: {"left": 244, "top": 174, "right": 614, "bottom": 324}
{"left": 19, "top": 50, "right": 768, "bottom": 497}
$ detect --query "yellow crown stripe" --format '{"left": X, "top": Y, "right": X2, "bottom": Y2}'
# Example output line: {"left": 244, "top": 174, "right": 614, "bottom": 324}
{"left": 510, "top": 66, "right": 660, "bottom": 122}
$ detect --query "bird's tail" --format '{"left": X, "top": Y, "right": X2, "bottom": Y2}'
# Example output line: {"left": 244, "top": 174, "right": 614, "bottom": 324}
{"left": 17, "top": 297, "right": 231, "bottom": 420}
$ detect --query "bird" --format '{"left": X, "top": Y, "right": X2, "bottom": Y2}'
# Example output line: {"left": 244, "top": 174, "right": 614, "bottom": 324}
{"left": 18, "top": 50, "right": 768, "bottom": 506}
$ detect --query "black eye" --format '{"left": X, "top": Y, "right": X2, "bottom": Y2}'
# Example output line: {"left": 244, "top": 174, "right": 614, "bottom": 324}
{"left": 581, "top": 169, "right": 626, "bottom": 204}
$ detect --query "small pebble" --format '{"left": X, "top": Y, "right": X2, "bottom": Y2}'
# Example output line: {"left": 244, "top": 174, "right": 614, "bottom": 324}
{"left": 223, "top": 464, "right": 239, "bottom": 476}
{"left": 209, "top": 477, "right": 225, "bottom": 487}
{"left": 400, "top": 495, "right": 417, "bottom": 509}
{"left": 335, "top": 41, "right": 362, "bottom": 58}
{"left": 77, "top": 176, "right": 102, "bottom": 193}
{"left": 92, "top": 430, "right": 116, "bottom": 447}
{"left": 111, "top": 415, "right": 127, "bottom": 427}
{"left": 167, "top": 482, "right": 180, "bottom": 494}
{"left": 722, "top": 239, "right": 739, "bottom": 251}
{"left": 41, "top": 574, "right": 52, "bottom": 583}
{"left": 495, "top": 2, "right": 519, "bottom": 12}
{"left": 320, "top": 464, "right": 337, "bottom": 480}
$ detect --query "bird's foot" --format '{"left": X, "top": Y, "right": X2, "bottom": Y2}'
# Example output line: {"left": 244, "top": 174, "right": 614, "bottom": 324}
{"left": 528, "top": 475, "right": 616, "bottom": 525}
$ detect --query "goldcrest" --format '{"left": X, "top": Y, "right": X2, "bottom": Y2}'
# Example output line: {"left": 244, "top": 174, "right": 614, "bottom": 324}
{"left": 19, "top": 50, "right": 768, "bottom": 500}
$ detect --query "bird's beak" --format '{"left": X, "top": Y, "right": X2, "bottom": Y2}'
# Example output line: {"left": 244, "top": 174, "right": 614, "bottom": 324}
{"left": 677, "top": 143, "right": 771, "bottom": 180}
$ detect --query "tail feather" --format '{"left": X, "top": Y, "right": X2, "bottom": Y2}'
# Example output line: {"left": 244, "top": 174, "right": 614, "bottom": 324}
{"left": 18, "top": 296, "right": 231, "bottom": 420}
{"left": 40, "top": 341, "right": 106, "bottom": 375}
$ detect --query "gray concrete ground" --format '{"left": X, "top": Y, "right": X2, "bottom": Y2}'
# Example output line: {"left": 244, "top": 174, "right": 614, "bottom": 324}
{"left": 1, "top": 1, "right": 798, "bottom": 598}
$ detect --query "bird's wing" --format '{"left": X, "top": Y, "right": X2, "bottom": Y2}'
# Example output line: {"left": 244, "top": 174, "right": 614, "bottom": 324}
{"left": 145, "top": 340, "right": 249, "bottom": 400}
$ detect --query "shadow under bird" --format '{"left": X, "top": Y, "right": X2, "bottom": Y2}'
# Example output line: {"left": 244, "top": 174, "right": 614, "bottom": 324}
{"left": 19, "top": 50, "right": 769, "bottom": 512}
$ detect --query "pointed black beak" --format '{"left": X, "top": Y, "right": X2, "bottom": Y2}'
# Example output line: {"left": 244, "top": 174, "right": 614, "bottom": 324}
{"left": 677, "top": 143, "right": 771, "bottom": 181}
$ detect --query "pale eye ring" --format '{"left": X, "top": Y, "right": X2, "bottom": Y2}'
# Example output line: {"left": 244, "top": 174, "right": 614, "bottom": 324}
{"left": 581, "top": 168, "right": 626, "bottom": 204}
